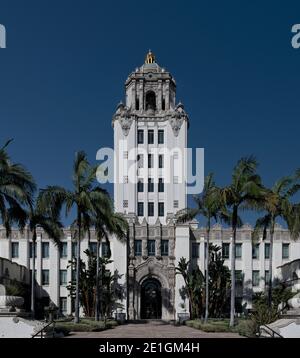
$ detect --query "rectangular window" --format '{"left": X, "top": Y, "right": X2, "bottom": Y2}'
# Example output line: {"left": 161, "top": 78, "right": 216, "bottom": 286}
{"left": 138, "top": 202, "right": 144, "bottom": 216}
{"left": 138, "top": 130, "right": 144, "bottom": 144}
{"left": 42, "top": 242, "right": 49, "bottom": 259}
{"left": 161, "top": 240, "right": 169, "bottom": 256}
{"left": 123, "top": 200, "right": 128, "bottom": 208}
{"left": 173, "top": 200, "right": 179, "bottom": 209}
{"left": 102, "top": 242, "right": 109, "bottom": 257}
{"left": 60, "top": 270, "right": 67, "bottom": 286}
{"left": 222, "top": 243, "right": 230, "bottom": 259}
{"left": 148, "top": 202, "right": 154, "bottom": 217}
{"left": 192, "top": 242, "right": 200, "bottom": 258}
{"left": 134, "top": 240, "right": 142, "bottom": 256}
{"left": 282, "top": 243, "right": 289, "bottom": 259}
{"left": 158, "top": 130, "right": 164, "bottom": 144}
{"left": 148, "top": 154, "right": 153, "bottom": 168}
{"left": 148, "top": 178, "right": 154, "bottom": 192}
{"left": 265, "top": 243, "right": 270, "bottom": 259}
{"left": 148, "top": 240, "right": 156, "bottom": 256}
{"left": 11, "top": 242, "right": 19, "bottom": 258}
{"left": 158, "top": 178, "right": 164, "bottom": 192}
{"left": 137, "top": 154, "right": 144, "bottom": 168}
{"left": 29, "top": 242, "right": 37, "bottom": 258}
{"left": 158, "top": 154, "right": 164, "bottom": 169}
{"left": 265, "top": 270, "right": 270, "bottom": 285}
{"left": 60, "top": 297, "right": 67, "bottom": 314}
{"left": 137, "top": 180, "right": 144, "bottom": 193}
{"left": 158, "top": 202, "right": 164, "bottom": 217}
{"left": 252, "top": 270, "right": 260, "bottom": 287}
{"left": 72, "top": 242, "right": 77, "bottom": 258}
{"left": 148, "top": 129, "right": 154, "bottom": 144}
{"left": 252, "top": 244, "right": 259, "bottom": 259}
{"left": 60, "top": 242, "right": 68, "bottom": 258}
{"left": 42, "top": 270, "right": 49, "bottom": 286}
{"left": 89, "top": 242, "right": 98, "bottom": 256}
{"left": 235, "top": 243, "right": 242, "bottom": 259}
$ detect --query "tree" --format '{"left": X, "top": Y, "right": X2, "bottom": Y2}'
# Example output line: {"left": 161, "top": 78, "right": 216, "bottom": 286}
{"left": 0, "top": 140, "right": 35, "bottom": 235}
{"left": 176, "top": 173, "right": 224, "bottom": 322}
{"left": 253, "top": 174, "right": 300, "bottom": 306}
{"left": 221, "top": 156, "right": 265, "bottom": 327}
{"left": 39, "top": 151, "right": 117, "bottom": 323}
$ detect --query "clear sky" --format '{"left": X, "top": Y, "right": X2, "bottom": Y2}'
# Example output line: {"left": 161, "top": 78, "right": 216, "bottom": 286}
{"left": 1, "top": 0, "right": 300, "bottom": 225}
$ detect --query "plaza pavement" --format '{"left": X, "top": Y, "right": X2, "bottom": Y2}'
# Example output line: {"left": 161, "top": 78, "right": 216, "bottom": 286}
{"left": 66, "top": 320, "right": 242, "bottom": 338}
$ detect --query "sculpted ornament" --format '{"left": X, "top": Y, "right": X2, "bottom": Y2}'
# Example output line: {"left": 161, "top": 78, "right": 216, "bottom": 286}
{"left": 114, "top": 102, "right": 133, "bottom": 136}
{"left": 169, "top": 102, "right": 188, "bottom": 136}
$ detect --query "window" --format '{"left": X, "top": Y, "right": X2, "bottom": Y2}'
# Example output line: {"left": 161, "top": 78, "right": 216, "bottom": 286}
{"left": 148, "top": 154, "right": 153, "bottom": 168}
{"left": 265, "top": 270, "right": 270, "bottom": 285}
{"left": 148, "top": 240, "right": 156, "bottom": 256}
{"left": 173, "top": 200, "right": 179, "bottom": 209}
{"left": 158, "top": 202, "right": 164, "bottom": 217}
{"left": 30, "top": 270, "right": 37, "bottom": 283}
{"left": 148, "top": 178, "right": 154, "bottom": 192}
{"left": 252, "top": 270, "right": 260, "bottom": 287}
{"left": 222, "top": 243, "right": 230, "bottom": 259}
{"left": 137, "top": 180, "right": 144, "bottom": 193}
{"left": 192, "top": 243, "right": 200, "bottom": 258}
{"left": 145, "top": 91, "right": 156, "bottom": 111}
{"left": 60, "top": 297, "right": 67, "bottom": 315}
{"left": 42, "top": 242, "right": 49, "bottom": 258}
{"left": 134, "top": 240, "right": 142, "bottom": 256}
{"left": 123, "top": 200, "right": 128, "bottom": 208}
{"left": 252, "top": 244, "right": 259, "bottom": 259}
{"left": 158, "top": 130, "right": 164, "bottom": 144}
{"left": 235, "top": 270, "right": 243, "bottom": 286}
{"left": 60, "top": 242, "right": 68, "bottom": 258}
{"left": 102, "top": 242, "right": 109, "bottom": 257}
{"left": 72, "top": 242, "right": 77, "bottom": 258}
{"left": 89, "top": 242, "right": 98, "bottom": 256}
{"left": 158, "top": 178, "right": 164, "bottom": 192}
{"left": 123, "top": 151, "right": 128, "bottom": 159}
{"left": 138, "top": 130, "right": 144, "bottom": 144}
{"left": 42, "top": 270, "right": 49, "bottom": 286}
{"left": 161, "top": 240, "right": 169, "bottom": 256}
{"left": 148, "top": 202, "right": 154, "bottom": 217}
{"left": 29, "top": 242, "right": 37, "bottom": 258}
{"left": 158, "top": 154, "right": 164, "bottom": 169}
{"left": 235, "top": 243, "right": 242, "bottom": 259}
{"left": 162, "top": 98, "right": 165, "bottom": 110}
{"left": 265, "top": 243, "right": 270, "bottom": 259}
{"left": 60, "top": 270, "right": 67, "bottom": 286}
{"left": 148, "top": 129, "right": 154, "bottom": 144}
{"left": 282, "top": 243, "right": 289, "bottom": 259}
{"left": 138, "top": 202, "right": 144, "bottom": 216}
{"left": 137, "top": 154, "right": 144, "bottom": 168}
{"left": 11, "top": 242, "right": 19, "bottom": 258}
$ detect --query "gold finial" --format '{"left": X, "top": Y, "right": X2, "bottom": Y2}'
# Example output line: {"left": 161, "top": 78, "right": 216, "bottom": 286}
{"left": 145, "top": 49, "right": 155, "bottom": 64}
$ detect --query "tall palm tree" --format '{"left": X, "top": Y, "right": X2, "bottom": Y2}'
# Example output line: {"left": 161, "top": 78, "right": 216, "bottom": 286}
{"left": 0, "top": 140, "right": 35, "bottom": 235}
{"left": 39, "top": 151, "right": 108, "bottom": 323}
{"left": 253, "top": 175, "right": 300, "bottom": 306}
{"left": 221, "top": 156, "right": 265, "bottom": 327}
{"left": 176, "top": 173, "right": 224, "bottom": 322}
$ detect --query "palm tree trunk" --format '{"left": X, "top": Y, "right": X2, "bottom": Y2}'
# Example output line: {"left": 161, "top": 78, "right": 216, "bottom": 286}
{"left": 31, "top": 229, "right": 37, "bottom": 318}
{"left": 74, "top": 211, "right": 81, "bottom": 324}
{"left": 95, "top": 239, "right": 100, "bottom": 321}
{"left": 268, "top": 219, "right": 275, "bottom": 307}
{"left": 204, "top": 223, "right": 210, "bottom": 323}
{"left": 230, "top": 207, "right": 237, "bottom": 327}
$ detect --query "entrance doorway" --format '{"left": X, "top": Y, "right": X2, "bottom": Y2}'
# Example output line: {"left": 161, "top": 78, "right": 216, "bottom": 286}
{"left": 141, "top": 278, "right": 162, "bottom": 319}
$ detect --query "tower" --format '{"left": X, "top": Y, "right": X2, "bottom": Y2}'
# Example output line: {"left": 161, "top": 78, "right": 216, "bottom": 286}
{"left": 113, "top": 51, "right": 189, "bottom": 225}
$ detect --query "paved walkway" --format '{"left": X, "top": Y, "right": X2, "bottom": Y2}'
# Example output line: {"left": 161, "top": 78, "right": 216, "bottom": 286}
{"left": 66, "top": 320, "right": 242, "bottom": 338}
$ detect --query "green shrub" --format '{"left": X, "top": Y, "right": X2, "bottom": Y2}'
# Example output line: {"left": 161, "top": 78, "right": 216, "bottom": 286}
{"left": 233, "top": 319, "right": 256, "bottom": 338}
{"left": 54, "top": 319, "right": 118, "bottom": 333}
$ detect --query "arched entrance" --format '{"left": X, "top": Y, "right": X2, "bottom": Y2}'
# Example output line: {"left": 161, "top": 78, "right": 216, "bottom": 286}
{"left": 141, "top": 278, "right": 162, "bottom": 319}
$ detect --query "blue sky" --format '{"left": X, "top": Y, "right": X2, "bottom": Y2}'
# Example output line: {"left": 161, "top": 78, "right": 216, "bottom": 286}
{"left": 1, "top": 0, "right": 300, "bottom": 225}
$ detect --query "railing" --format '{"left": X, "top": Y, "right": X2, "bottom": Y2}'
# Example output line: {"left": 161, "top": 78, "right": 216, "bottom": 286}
{"left": 259, "top": 324, "right": 283, "bottom": 338}
{"left": 32, "top": 320, "right": 56, "bottom": 338}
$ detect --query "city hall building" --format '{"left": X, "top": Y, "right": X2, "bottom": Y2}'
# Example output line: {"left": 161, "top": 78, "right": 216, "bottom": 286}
{"left": 0, "top": 52, "right": 300, "bottom": 320}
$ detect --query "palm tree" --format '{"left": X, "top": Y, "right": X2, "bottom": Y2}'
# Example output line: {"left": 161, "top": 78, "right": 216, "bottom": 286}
{"left": 0, "top": 140, "right": 35, "bottom": 235}
{"left": 176, "top": 173, "right": 223, "bottom": 322}
{"left": 39, "top": 151, "right": 109, "bottom": 323}
{"left": 221, "top": 156, "right": 265, "bottom": 327}
{"left": 253, "top": 175, "right": 300, "bottom": 306}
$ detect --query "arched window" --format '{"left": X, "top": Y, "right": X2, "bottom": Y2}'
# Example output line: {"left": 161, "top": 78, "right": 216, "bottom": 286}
{"left": 145, "top": 91, "right": 156, "bottom": 111}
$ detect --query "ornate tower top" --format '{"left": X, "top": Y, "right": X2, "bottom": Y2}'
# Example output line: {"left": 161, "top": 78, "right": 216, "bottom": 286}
{"left": 145, "top": 50, "right": 156, "bottom": 64}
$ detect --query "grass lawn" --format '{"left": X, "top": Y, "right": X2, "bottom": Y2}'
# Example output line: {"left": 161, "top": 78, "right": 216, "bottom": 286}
{"left": 186, "top": 318, "right": 256, "bottom": 337}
